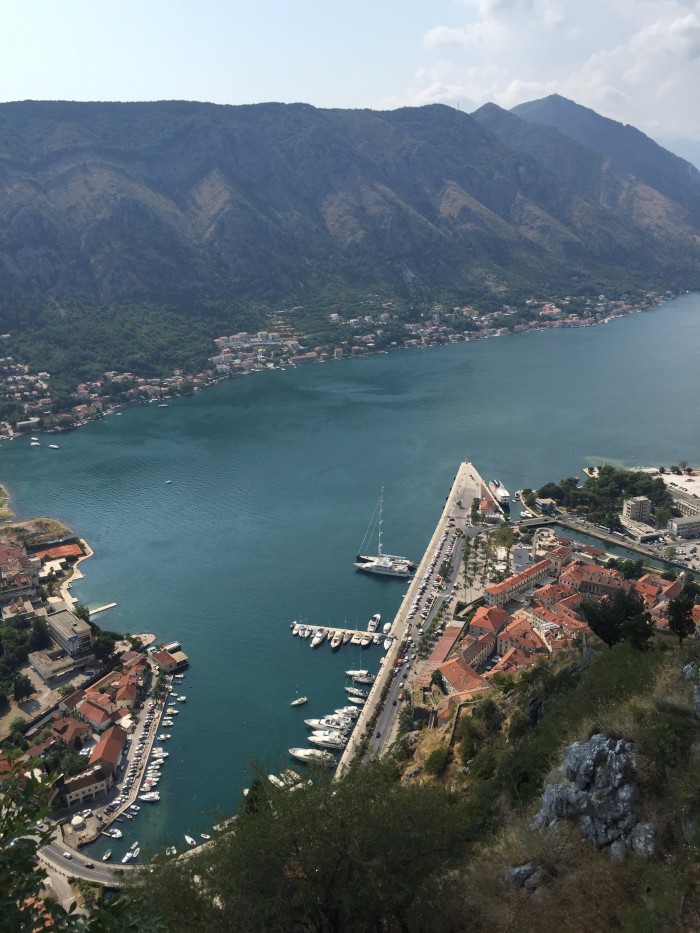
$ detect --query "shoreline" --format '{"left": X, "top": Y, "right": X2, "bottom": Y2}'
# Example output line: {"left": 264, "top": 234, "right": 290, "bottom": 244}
{"left": 3, "top": 289, "right": 681, "bottom": 440}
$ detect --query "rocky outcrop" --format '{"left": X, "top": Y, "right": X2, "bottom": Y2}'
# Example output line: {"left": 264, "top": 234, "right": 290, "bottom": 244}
{"left": 533, "top": 734, "right": 655, "bottom": 860}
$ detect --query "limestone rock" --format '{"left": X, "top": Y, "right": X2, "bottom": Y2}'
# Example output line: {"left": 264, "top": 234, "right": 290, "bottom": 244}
{"left": 630, "top": 823, "right": 656, "bottom": 859}
{"left": 505, "top": 863, "right": 538, "bottom": 887}
{"left": 534, "top": 733, "right": 649, "bottom": 860}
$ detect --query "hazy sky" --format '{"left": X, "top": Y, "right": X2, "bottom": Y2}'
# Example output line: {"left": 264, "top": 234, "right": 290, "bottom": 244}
{"left": 1, "top": 0, "right": 698, "bottom": 141}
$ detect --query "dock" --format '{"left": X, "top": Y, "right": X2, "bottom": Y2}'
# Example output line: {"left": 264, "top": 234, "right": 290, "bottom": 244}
{"left": 90, "top": 602, "right": 117, "bottom": 615}
{"left": 336, "top": 461, "right": 488, "bottom": 775}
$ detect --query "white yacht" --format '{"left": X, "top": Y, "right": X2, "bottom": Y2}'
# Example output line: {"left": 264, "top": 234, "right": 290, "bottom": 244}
{"left": 330, "top": 631, "right": 343, "bottom": 649}
{"left": 383, "top": 637, "right": 393, "bottom": 651}
{"left": 290, "top": 696, "right": 308, "bottom": 707}
{"left": 360, "top": 634, "right": 372, "bottom": 648}
{"left": 373, "top": 633, "right": 383, "bottom": 645}
{"left": 309, "top": 731, "right": 347, "bottom": 749}
{"left": 348, "top": 671, "right": 374, "bottom": 685}
{"left": 382, "top": 621, "right": 392, "bottom": 634}
{"left": 488, "top": 479, "right": 511, "bottom": 511}
{"left": 289, "top": 747, "right": 337, "bottom": 767}
{"left": 310, "top": 629, "right": 326, "bottom": 648}
{"left": 185, "top": 835, "right": 197, "bottom": 846}
{"left": 334, "top": 706, "right": 360, "bottom": 719}
{"left": 342, "top": 631, "right": 352, "bottom": 644}
{"left": 355, "top": 489, "right": 415, "bottom": 578}
{"left": 268, "top": 774, "right": 286, "bottom": 789}
{"left": 139, "top": 791, "right": 161, "bottom": 802}
{"left": 345, "top": 685, "right": 369, "bottom": 698}
{"left": 346, "top": 669, "right": 371, "bottom": 679}
{"left": 367, "top": 613, "right": 381, "bottom": 632}
{"left": 350, "top": 632, "right": 363, "bottom": 645}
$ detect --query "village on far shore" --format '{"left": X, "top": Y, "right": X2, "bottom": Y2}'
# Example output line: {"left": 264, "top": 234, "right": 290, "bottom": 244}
{"left": 0, "top": 289, "right": 670, "bottom": 437}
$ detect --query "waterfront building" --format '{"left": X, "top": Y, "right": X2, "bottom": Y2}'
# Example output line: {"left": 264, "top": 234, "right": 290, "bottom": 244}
{"left": 0, "top": 542, "right": 40, "bottom": 607}
{"left": 668, "top": 515, "right": 700, "bottom": 538}
{"left": 622, "top": 496, "right": 652, "bottom": 523}
{"left": 46, "top": 608, "right": 93, "bottom": 657}
{"left": 61, "top": 765, "right": 112, "bottom": 808}
{"left": 89, "top": 725, "right": 127, "bottom": 776}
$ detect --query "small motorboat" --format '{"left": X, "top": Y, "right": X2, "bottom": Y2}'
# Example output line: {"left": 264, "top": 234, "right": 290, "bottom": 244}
{"left": 102, "top": 849, "right": 112, "bottom": 861}
{"left": 185, "top": 835, "right": 197, "bottom": 846}
{"left": 268, "top": 773, "right": 286, "bottom": 789}
{"left": 290, "top": 696, "right": 308, "bottom": 707}
{"left": 48, "top": 444, "right": 60, "bottom": 449}
{"left": 201, "top": 833, "right": 211, "bottom": 840}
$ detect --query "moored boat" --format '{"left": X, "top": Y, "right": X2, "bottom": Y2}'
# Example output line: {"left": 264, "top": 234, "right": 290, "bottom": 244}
{"left": 367, "top": 613, "right": 381, "bottom": 632}
{"left": 360, "top": 634, "right": 372, "bottom": 648}
{"left": 288, "top": 747, "right": 337, "bottom": 767}
{"left": 350, "top": 632, "right": 362, "bottom": 645}
{"left": 268, "top": 774, "right": 286, "bottom": 789}
{"left": 310, "top": 628, "right": 326, "bottom": 648}
{"left": 355, "top": 489, "right": 415, "bottom": 577}
{"left": 345, "top": 685, "right": 369, "bottom": 698}
{"left": 330, "top": 631, "right": 342, "bottom": 649}
{"left": 185, "top": 835, "right": 197, "bottom": 846}
{"left": 342, "top": 631, "right": 352, "bottom": 644}
{"left": 383, "top": 637, "right": 393, "bottom": 651}
{"left": 102, "top": 849, "right": 112, "bottom": 862}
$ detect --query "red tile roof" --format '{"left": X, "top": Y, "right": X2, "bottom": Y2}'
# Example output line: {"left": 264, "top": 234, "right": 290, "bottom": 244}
{"left": 485, "top": 559, "right": 551, "bottom": 597}
{"left": 89, "top": 725, "right": 127, "bottom": 772}
{"left": 438, "top": 656, "right": 486, "bottom": 694}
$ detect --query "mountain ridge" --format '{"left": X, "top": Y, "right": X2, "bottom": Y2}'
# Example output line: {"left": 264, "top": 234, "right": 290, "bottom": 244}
{"left": 0, "top": 98, "right": 699, "bottom": 321}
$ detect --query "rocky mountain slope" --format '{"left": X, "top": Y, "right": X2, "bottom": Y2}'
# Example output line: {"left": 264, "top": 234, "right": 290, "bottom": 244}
{"left": 1, "top": 98, "right": 699, "bottom": 316}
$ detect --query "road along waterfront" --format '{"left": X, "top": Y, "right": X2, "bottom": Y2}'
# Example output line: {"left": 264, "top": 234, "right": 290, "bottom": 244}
{"left": 336, "top": 461, "right": 486, "bottom": 774}
{"left": 2, "top": 292, "right": 700, "bottom": 849}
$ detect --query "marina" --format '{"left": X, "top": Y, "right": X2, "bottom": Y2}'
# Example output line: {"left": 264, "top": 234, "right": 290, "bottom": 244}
{"left": 2, "top": 294, "right": 699, "bottom": 855}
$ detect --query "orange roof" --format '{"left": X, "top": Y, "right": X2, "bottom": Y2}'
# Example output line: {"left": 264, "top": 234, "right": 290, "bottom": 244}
{"left": 471, "top": 605, "right": 509, "bottom": 633}
{"left": 485, "top": 559, "right": 551, "bottom": 596}
{"left": 89, "top": 725, "right": 127, "bottom": 771}
{"left": 438, "top": 656, "right": 486, "bottom": 694}
{"left": 35, "top": 543, "right": 83, "bottom": 560}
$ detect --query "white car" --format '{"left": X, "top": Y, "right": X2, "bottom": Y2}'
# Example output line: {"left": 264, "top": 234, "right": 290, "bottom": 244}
{"left": 63, "top": 852, "right": 72, "bottom": 860}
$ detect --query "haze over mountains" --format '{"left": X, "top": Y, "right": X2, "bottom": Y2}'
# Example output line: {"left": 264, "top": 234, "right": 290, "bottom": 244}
{"left": 0, "top": 94, "right": 699, "bottom": 315}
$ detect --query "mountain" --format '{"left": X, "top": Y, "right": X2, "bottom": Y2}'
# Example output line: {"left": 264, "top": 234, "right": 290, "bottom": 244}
{"left": 511, "top": 94, "right": 700, "bottom": 224}
{"left": 2, "top": 100, "right": 700, "bottom": 307}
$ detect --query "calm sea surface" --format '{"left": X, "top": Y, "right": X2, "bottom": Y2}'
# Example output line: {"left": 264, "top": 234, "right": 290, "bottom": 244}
{"left": 1, "top": 293, "right": 700, "bottom": 857}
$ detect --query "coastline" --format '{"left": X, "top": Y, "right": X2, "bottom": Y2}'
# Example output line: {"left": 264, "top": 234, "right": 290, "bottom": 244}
{"left": 4, "top": 288, "right": 679, "bottom": 439}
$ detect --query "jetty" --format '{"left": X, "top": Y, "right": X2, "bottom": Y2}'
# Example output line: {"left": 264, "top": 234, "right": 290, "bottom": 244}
{"left": 336, "top": 461, "right": 489, "bottom": 775}
{"left": 90, "top": 602, "right": 117, "bottom": 615}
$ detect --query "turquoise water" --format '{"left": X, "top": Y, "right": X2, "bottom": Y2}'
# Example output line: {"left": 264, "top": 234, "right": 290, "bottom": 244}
{"left": 1, "top": 293, "right": 700, "bottom": 858}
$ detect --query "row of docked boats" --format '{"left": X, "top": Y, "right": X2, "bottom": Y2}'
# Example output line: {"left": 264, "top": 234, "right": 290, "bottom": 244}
{"left": 288, "top": 690, "right": 364, "bottom": 767}
{"left": 290, "top": 613, "right": 394, "bottom": 651}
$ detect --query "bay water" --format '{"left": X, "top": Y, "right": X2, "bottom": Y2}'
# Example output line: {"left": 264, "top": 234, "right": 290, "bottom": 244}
{"left": 1, "top": 292, "right": 699, "bottom": 856}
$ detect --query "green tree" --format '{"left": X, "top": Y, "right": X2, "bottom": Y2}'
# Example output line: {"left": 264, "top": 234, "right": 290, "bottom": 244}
{"left": 424, "top": 745, "right": 450, "bottom": 776}
{"left": 129, "top": 763, "right": 472, "bottom": 931}
{"left": 580, "top": 591, "right": 653, "bottom": 650}
{"left": 667, "top": 595, "right": 695, "bottom": 646}
{"left": 93, "top": 633, "right": 116, "bottom": 664}
{"left": 13, "top": 673, "right": 34, "bottom": 703}
{"left": 655, "top": 506, "right": 671, "bottom": 530}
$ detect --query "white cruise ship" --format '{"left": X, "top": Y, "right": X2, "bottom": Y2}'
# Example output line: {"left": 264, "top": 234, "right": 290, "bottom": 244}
{"left": 488, "top": 479, "right": 511, "bottom": 510}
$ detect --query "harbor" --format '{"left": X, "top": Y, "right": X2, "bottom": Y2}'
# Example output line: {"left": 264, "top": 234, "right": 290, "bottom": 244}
{"left": 336, "top": 460, "right": 487, "bottom": 774}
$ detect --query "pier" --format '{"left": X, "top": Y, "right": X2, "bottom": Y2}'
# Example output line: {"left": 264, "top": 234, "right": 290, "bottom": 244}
{"left": 90, "top": 602, "right": 117, "bottom": 615}
{"left": 336, "top": 461, "right": 488, "bottom": 775}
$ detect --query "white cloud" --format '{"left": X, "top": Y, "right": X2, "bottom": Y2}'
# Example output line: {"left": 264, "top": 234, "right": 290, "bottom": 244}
{"left": 384, "top": 0, "right": 700, "bottom": 139}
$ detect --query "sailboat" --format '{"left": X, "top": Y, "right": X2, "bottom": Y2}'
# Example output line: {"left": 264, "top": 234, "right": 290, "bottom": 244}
{"left": 355, "top": 488, "right": 415, "bottom": 578}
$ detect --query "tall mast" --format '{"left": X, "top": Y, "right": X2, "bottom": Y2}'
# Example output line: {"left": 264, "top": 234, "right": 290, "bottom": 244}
{"left": 378, "top": 488, "right": 384, "bottom": 557}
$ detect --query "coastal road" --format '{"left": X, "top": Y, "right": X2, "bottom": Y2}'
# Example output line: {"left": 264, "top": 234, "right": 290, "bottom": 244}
{"left": 338, "top": 461, "right": 486, "bottom": 772}
{"left": 39, "top": 839, "right": 133, "bottom": 887}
